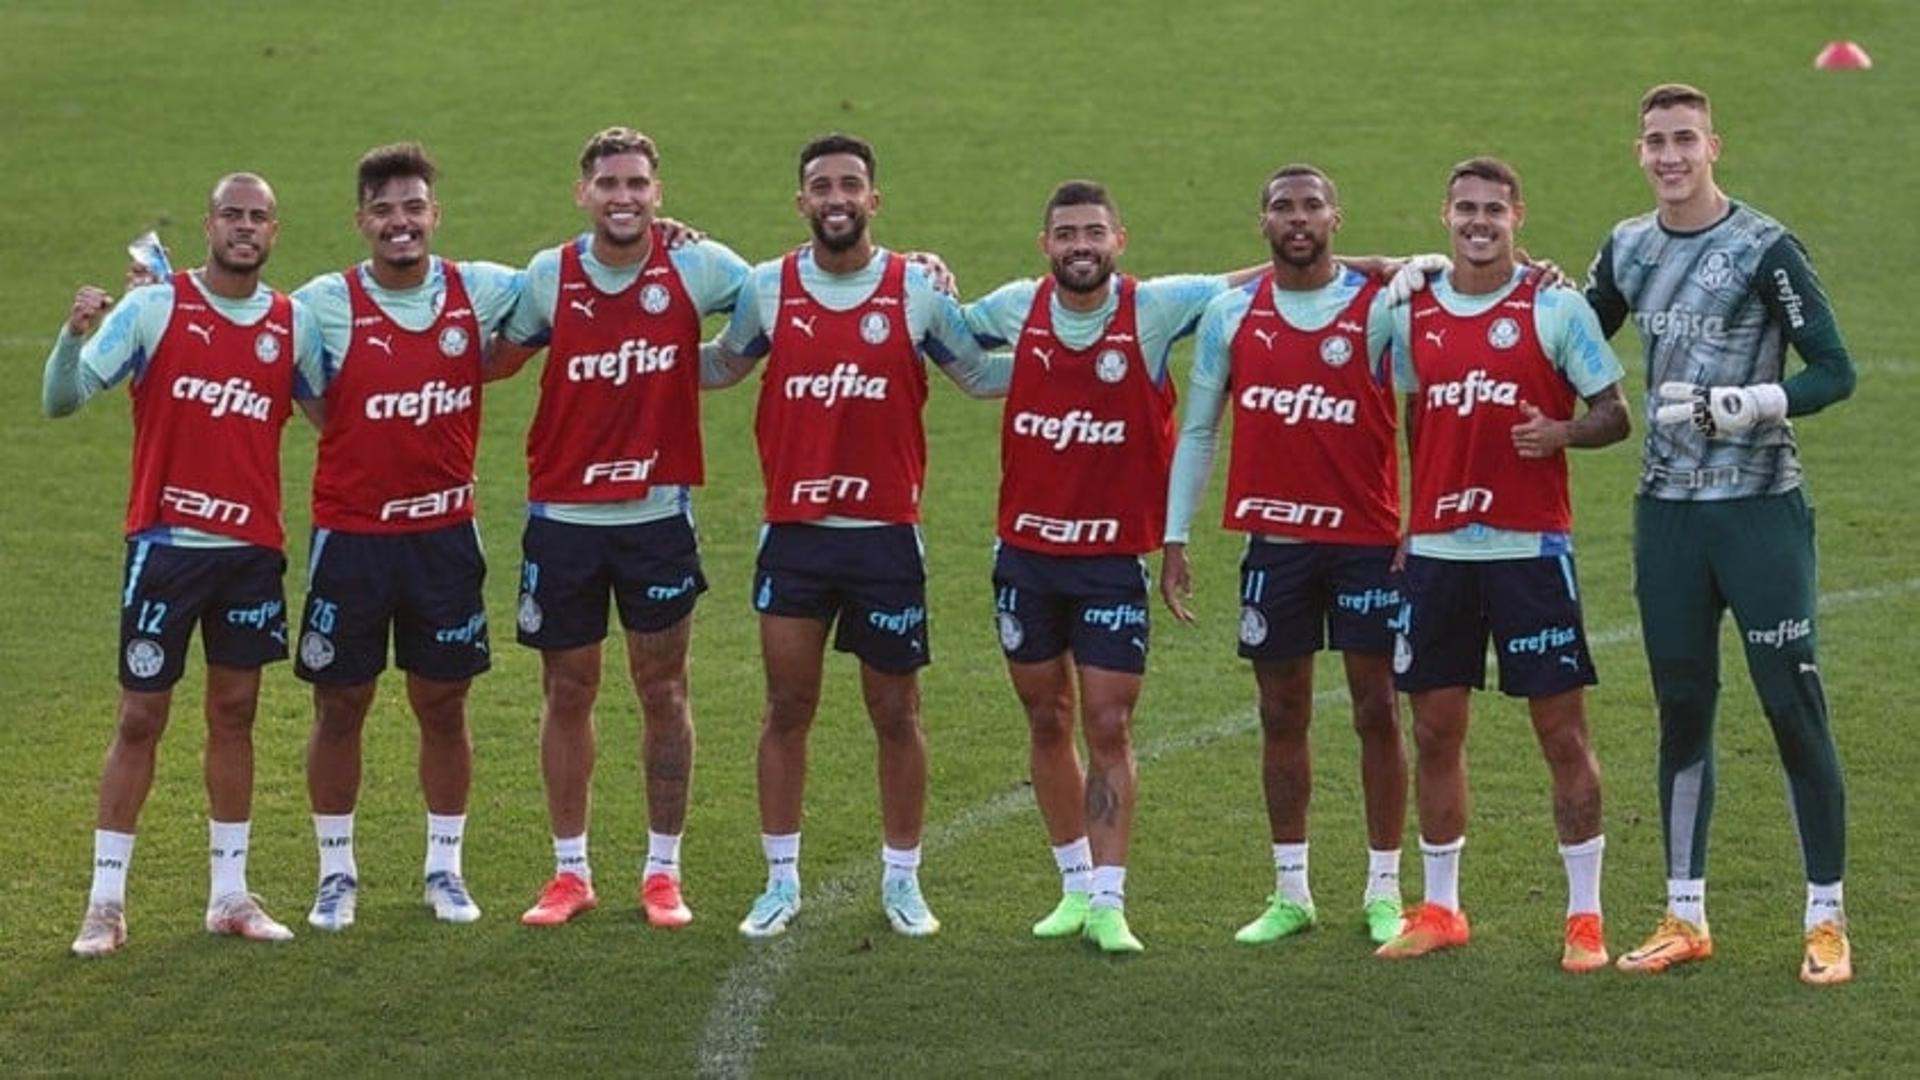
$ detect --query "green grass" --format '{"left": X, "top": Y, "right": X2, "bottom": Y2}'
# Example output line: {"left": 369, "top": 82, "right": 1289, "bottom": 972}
{"left": 3, "top": 1, "right": 1916, "bottom": 1074}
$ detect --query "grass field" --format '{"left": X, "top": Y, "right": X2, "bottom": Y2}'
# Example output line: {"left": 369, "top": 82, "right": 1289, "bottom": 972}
{"left": 3, "top": 1, "right": 1917, "bottom": 1074}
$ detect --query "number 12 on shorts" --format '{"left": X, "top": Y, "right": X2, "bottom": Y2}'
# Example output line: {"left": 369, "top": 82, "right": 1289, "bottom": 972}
{"left": 135, "top": 601, "right": 168, "bottom": 635}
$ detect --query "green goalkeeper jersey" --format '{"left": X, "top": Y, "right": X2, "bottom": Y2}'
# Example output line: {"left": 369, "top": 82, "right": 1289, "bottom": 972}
{"left": 1586, "top": 201, "right": 1855, "bottom": 501}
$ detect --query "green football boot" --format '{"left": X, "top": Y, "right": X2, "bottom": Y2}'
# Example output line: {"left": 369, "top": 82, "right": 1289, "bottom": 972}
{"left": 1083, "top": 906, "right": 1144, "bottom": 954}
{"left": 1033, "top": 891, "right": 1091, "bottom": 939}
{"left": 1234, "top": 895, "right": 1317, "bottom": 945}
{"left": 1363, "top": 896, "right": 1405, "bottom": 945}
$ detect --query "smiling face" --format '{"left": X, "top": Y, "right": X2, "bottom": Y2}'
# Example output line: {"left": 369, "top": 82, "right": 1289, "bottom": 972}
{"left": 203, "top": 176, "right": 278, "bottom": 274}
{"left": 577, "top": 150, "right": 662, "bottom": 250}
{"left": 1442, "top": 174, "right": 1523, "bottom": 269}
{"left": 1041, "top": 202, "right": 1126, "bottom": 296}
{"left": 1260, "top": 173, "right": 1340, "bottom": 269}
{"left": 1638, "top": 103, "right": 1721, "bottom": 208}
{"left": 797, "top": 152, "right": 878, "bottom": 253}
{"left": 356, "top": 175, "right": 439, "bottom": 271}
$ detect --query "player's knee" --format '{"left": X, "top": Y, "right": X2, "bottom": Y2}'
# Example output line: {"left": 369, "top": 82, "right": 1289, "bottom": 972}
{"left": 1410, "top": 712, "right": 1465, "bottom": 756}
{"left": 1082, "top": 707, "right": 1133, "bottom": 761}
{"left": 627, "top": 644, "right": 688, "bottom": 702}
{"left": 543, "top": 665, "right": 600, "bottom": 719}
{"left": 1753, "top": 647, "right": 1827, "bottom": 710}
{"left": 410, "top": 683, "right": 469, "bottom": 738}
{"left": 204, "top": 692, "right": 258, "bottom": 739}
{"left": 1257, "top": 694, "right": 1311, "bottom": 742}
{"left": 1025, "top": 703, "right": 1075, "bottom": 750}
{"left": 636, "top": 673, "right": 690, "bottom": 728}
{"left": 869, "top": 706, "right": 923, "bottom": 746}
{"left": 202, "top": 668, "right": 259, "bottom": 728}
{"left": 763, "top": 681, "right": 820, "bottom": 731}
{"left": 1538, "top": 722, "right": 1597, "bottom": 774}
{"left": 1351, "top": 711, "right": 1399, "bottom": 750}
{"left": 409, "top": 671, "right": 467, "bottom": 705}
{"left": 313, "top": 682, "right": 375, "bottom": 736}
{"left": 1349, "top": 684, "right": 1399, "bottom": 742}
{"left": 1761, "top": 702, "right": 1839, "bottom": 775}
{"left": 1650, "top": 656, "right": 1717, "bottom": 720}
{"left": 114, "top": 692, "right": 171, "bottom": 747}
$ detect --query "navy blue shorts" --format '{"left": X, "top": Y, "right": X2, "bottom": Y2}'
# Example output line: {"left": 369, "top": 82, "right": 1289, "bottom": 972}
{"left": 117, "top": 540, "right": 289, "bottom": 691}
{"left": 516, "top": 514, "right": 706, "bottom": 650}
{"left": 992, "top": 544, "right": 1150, "bottom": 675}
{"left": 1237, "top": 540, "right": 1399, "bottom": 661}
{"left": 753, "top": 523, "right": 929, "bottom": 675}
{"left": 1392, "top": 553, "right": 1597, "bottom": 697}
{"left": 295, "top": 522, "right": 491, "bottom": 686}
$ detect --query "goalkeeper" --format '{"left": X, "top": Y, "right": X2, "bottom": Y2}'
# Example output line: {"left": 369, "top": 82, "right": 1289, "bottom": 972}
{"left": 1585, "top": 83, "right": 1858, "bottom": 985}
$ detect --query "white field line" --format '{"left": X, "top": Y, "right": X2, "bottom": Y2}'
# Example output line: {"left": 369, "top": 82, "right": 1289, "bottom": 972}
{"left": 693, "top": 575, "right": 1920, "bottom": 1079}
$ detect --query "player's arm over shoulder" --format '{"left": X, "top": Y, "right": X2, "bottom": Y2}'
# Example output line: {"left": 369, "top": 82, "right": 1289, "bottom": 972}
{"left": 503, "top": 245, "right": 564, "bottom": 344}
{"left": 1388, "top": 298, "right": 1419, "bottom": 394}
{"left": 1164, "top": 292, "right": 1247, "bottom": 547}
{"left": 1536, "top": 285, "right": 1629, "bottom": 449}
{"left": 1581, "top": 234, "right": 1630, "bottom": 339}
{"left": 1189, "top": 284, "right": 1254, "bottom": 393}
{"left": 962, "top": 278, "right": 1039, "bottom": 349}
{"left": 1537, "top": 284, "right": 1625, "bottom": 394}
{"left": 913, "top": 270, "right": 1009, "bottom": 397}
{"left": 1756, "top": 234, "right": 1856, "bottom": 416}
{"left": 486, "top": 247, "right": 561, "bottom": 382}
{"left": 1139, "top": 273, "right": 1233, "bottom": 339}
{"left": 456, "top": 259, "right": 525, "bottom": 333}
{"left": 701, "top": 258, "right": 779, "bottom": 388}
{"left": 1365, "top": 287, "right": 1397, "bottom": 385}
{"left": 288, "top": 296, "right": 330, "bottom": 403}
{"left": 291, "top": 271, "right": 353, "bottom": 383}
{"left": 672, "top": 237, "right": 752, "bottom": 315}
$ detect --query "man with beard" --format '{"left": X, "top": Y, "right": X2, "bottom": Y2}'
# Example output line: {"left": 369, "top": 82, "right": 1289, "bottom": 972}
{"left": 1378, "top": 158, "right": 1629, "bottom": 972}
{"left": 961, "top": 181, "right": 1268, "bottom": 953}
{"left": 486, "top": 127, "right": 750, "bottom": 929}
{"left": 1587, "top": 84, "right": 1858, "bottom": 985}
{"left": 291, "top": 143, "right": 523, "bottom": 931}
{"left": 1159, "top": 165, "right": 1409, "bottom": 949}
{"left": 703, "top": 133, "right": 1008, "bottom": 939}
{"left": 47, "top": 173, "right": 325, "bottom": 955}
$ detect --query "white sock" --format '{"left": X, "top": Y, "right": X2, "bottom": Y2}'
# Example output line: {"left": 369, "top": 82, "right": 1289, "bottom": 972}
{"left": 209, "top": 820, "right": 251, "bottom": 901}
{"left": 763, "top": 832, "right": 800, "bottom": 889}
{"left": 1667, "top": 877, "right": 1706, "bottom": 927}
{"left": 1090, "top": 864, "right": 1127, "bottom": 910}
{"left": 90, "top": 829, "right": 135, "bottom": 907}
{"left": 1273, "top": 842, "right": 1312, "bottom": 906}
{"left": 882, "top": 844, "right": 921, "bottom": 886}
{"left": 425, "top": 813, "right": 466, "bottom": 877}
{"left": 645, "top": 831, "right": 682, "bottom": 881}
{"left": 1558, "top": 834, "right": 1604, "bottom": 917}
{"left": 1420, "top": 836, "right": 1465, "bottom": 912}
{"left": 554, "top": 833, "right": 589, "bottom": 881}
{"left": 1806, "top": 880, "right": 1844, "bottom": 932}
{"left": 1364, "top": 847, "right": 1402, "bottom": 904}
{"left": 1052, "top": 837, "right": 1093, "bottom": 895}
{"left": 315, "top": 813, "right": 356, "bottom": 880}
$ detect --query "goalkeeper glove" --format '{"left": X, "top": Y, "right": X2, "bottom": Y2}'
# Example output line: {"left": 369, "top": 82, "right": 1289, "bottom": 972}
{"left": 1384, "top": 254, "right": 1451, "bottom": 305}
{"left": 1654, "top": 381, "right": 1788, "bottom": 438}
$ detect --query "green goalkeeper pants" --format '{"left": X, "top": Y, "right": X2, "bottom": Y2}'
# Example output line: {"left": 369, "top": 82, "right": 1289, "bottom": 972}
{"left": 1634, "top": 490, "right": 1845, "bottom": 884}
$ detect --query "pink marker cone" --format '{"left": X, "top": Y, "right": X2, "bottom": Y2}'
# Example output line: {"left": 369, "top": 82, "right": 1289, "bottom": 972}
{"left": 1814, "top": 41, "right": 1873, "bottom": 70}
